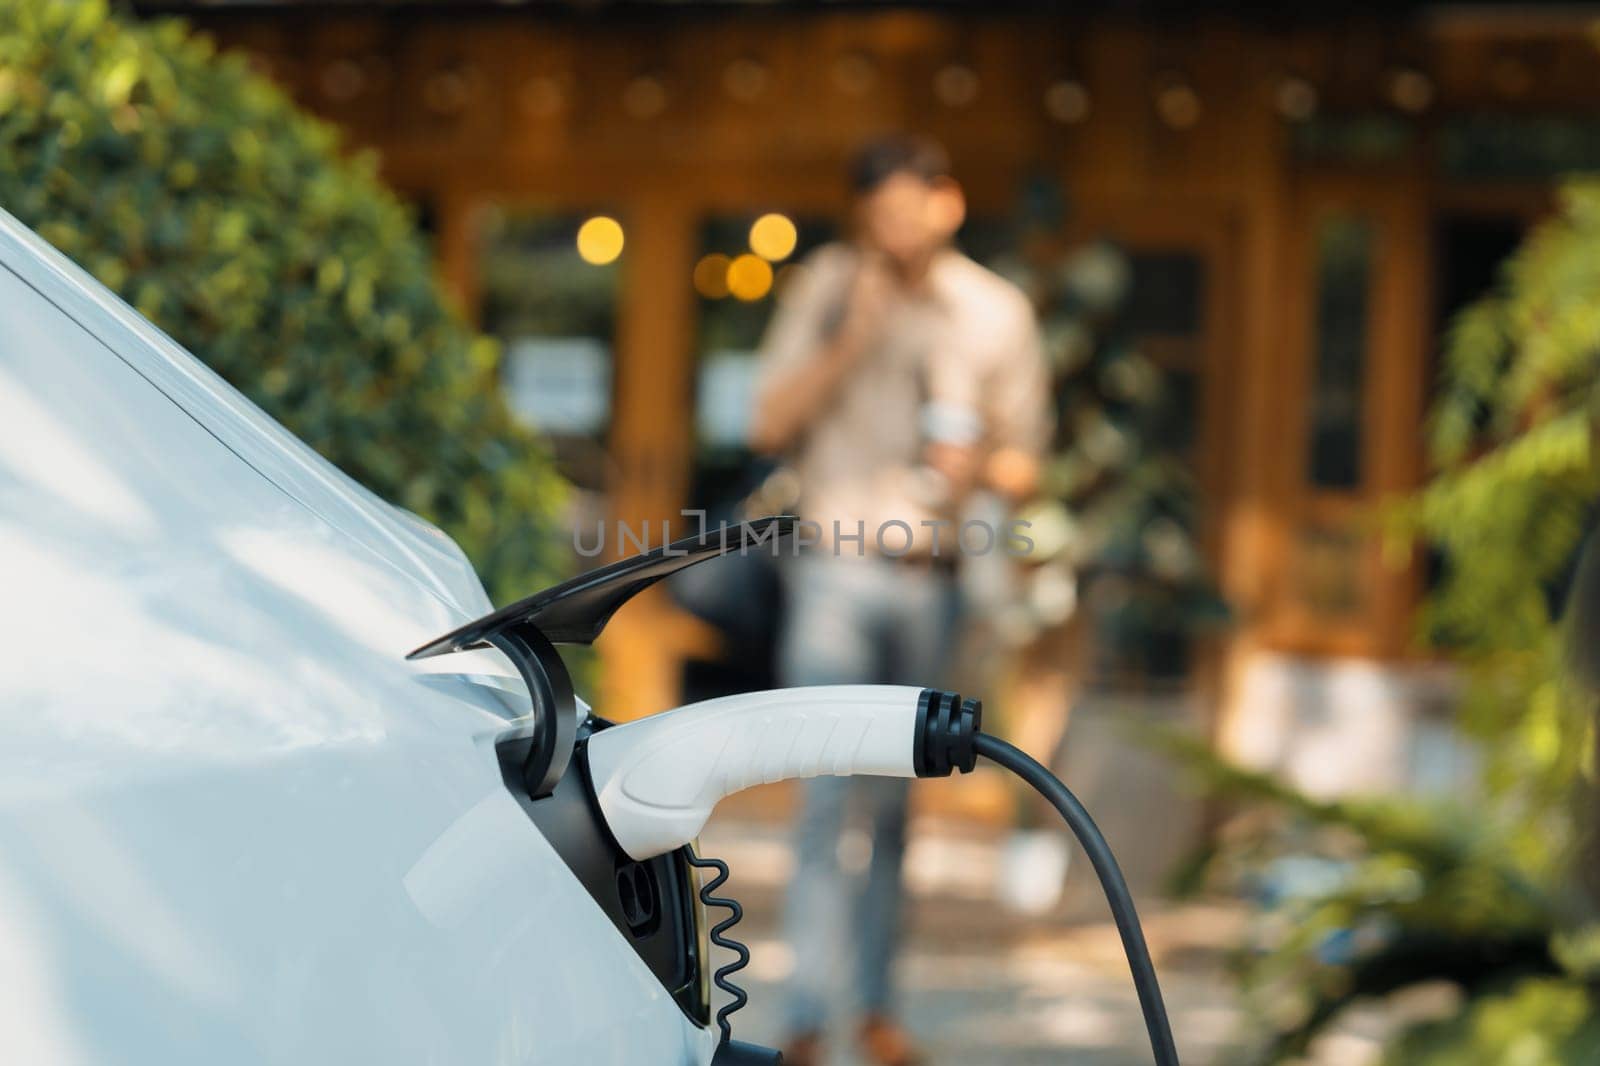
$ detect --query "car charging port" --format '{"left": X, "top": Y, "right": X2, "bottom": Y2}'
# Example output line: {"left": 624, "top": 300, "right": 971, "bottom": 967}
{"left": 615, "top": 859, "right": 661, "bottom": 938}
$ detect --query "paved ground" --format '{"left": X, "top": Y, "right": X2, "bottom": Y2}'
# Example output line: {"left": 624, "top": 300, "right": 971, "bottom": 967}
{"left": 698, "top": 818, "right": 1392, "bottom": 1066}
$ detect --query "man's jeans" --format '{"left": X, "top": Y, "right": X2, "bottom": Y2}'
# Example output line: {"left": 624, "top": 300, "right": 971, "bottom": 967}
{"left": 779, "top": 554, "right": 960, "bottom": 1034}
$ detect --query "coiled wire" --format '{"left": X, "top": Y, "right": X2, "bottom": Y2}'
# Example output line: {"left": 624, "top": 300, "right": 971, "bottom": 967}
{"left": 684, "top": 845, "right": 750, "bottom": 1044}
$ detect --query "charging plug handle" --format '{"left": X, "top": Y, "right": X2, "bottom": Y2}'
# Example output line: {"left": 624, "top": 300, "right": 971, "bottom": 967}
{"left": 586, "top": 685, "right": 972, "bottom": 863}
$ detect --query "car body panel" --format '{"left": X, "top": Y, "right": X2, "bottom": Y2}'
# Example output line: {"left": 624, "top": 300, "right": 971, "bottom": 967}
{"left": 0, "top": 209, "right": 715, "bottom": 1066}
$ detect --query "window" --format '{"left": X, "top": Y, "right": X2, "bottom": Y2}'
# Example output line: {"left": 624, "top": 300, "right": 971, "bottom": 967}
{"left": 478, "top": 207, "right": 621, "bottom": 493}
{"left": 1306, "top": 213, "right": 1374, "bottom": 491}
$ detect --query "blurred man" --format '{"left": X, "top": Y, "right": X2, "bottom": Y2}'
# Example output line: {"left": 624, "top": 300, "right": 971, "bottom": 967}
{"left": 750, "top": 135, "right": 1051, "bottom": 1066}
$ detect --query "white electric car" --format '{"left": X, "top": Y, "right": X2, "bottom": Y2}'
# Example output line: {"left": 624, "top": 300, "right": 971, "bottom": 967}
{"left": 0, "top": 207, "right": 729, "bottom": 1065}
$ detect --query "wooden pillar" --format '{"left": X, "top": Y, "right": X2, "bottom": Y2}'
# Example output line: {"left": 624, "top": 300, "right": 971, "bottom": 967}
{"left": 598, "top": 192, "right": 699, "bottom": 719}
{"left": 433, "top": 181, "right": 481, "bottom": 316}
{"left": 1368, "top": 171, "right": 1431, "bottom": 656}
{"left": 1208, "top": 57, "right": 1295, "bottom": 757}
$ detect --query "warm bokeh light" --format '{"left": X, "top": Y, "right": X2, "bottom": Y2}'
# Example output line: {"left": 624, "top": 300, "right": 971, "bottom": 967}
{"left": 726, "top": 253, "right": 774, "bottom": 301}
{"left": 693, "top": 253, "right": 732, "bottom": 298}
{"left": 747, "top": 213, "right": 798, "bottom": 262}
{"left": 575, "top": 215, "right": 625, "bottom": 265}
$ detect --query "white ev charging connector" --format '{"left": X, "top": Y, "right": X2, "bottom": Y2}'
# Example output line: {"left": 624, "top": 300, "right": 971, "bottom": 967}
{"left": 409, "top": 519, "right": 1178, "bottom": 1065}
{"left": 586, "top": 685, "right": 969, "bottom": 861}
{"left": 583, "top": 682, "right": 1180, "bottom": 1066}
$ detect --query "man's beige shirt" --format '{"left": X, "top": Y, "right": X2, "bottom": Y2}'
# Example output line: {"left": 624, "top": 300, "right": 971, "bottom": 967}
{"left": 754, "top": 242, "right": 1052, "bottom": 556}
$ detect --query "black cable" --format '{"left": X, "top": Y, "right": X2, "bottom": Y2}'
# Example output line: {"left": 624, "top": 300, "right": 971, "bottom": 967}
{"left": 974, "top": 732, "right": 1181, "bottom": 1066}
{"left": 683, "top": 845, "right": 751, "bottom": 1045}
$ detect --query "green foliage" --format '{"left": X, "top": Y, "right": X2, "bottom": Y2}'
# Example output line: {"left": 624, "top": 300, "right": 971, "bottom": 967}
{"left": 1417, "top": 184, "right": 1600, "bottom": 830}
{"left": 0, "top": 0, "right": 567, "bottom": 600}
{"left": 1171, "top": 181, "right": 1600, "bottom": 1061}
{"left": 1384, "top": 979, "right": 1600, "bottom": 1066}
{"left": 1160, "top": 733, "right": 1566, "bottom": 1061}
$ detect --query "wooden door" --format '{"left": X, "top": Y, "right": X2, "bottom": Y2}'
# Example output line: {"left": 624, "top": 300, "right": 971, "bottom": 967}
{"left": 1264, "top": 172, "right": 1430, "bottom": 658}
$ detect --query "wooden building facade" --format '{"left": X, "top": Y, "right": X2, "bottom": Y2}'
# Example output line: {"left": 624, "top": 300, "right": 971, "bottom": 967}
{"left": 174, "top": 3, "right": 1600, "bottom": 779}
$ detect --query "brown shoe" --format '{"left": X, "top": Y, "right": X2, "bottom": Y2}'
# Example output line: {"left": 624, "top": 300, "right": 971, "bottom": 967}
{"left": 781, "top": 1031, "right": 824, "bottom": 1066}
{"left": 858, "top": 1014, "right": 923, "bottom": 1066}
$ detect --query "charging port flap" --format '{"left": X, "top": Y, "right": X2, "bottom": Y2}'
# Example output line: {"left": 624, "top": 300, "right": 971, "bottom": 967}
{"left": 406, "top": 515, "right": 794, "bottom": 658}
{"left": 406, "top": 516, "right": 795, "bottom": 798}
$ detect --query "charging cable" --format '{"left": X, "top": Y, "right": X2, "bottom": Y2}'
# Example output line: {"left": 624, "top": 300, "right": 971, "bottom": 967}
{"left": 972, "top": 732, "right": 1179, "bottom": 1066}
{"left": 585, "top": 685, "right": 1180, "bottom": 1066}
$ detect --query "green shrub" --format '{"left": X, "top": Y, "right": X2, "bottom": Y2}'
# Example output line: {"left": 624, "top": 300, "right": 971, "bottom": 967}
{"left": 1385, "top": 978, "right": 1600, "bottom": 1065}
{"left": 1166, "top": 182, "right": 1600, "bottom": 1061}
{"left": 0, "top": 0, "right": 567, "bottom": 600}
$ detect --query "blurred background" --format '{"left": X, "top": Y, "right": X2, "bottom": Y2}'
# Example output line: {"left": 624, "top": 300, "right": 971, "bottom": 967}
{"left": 15, "top": 0, "right": 1600, "bottom": 1061}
